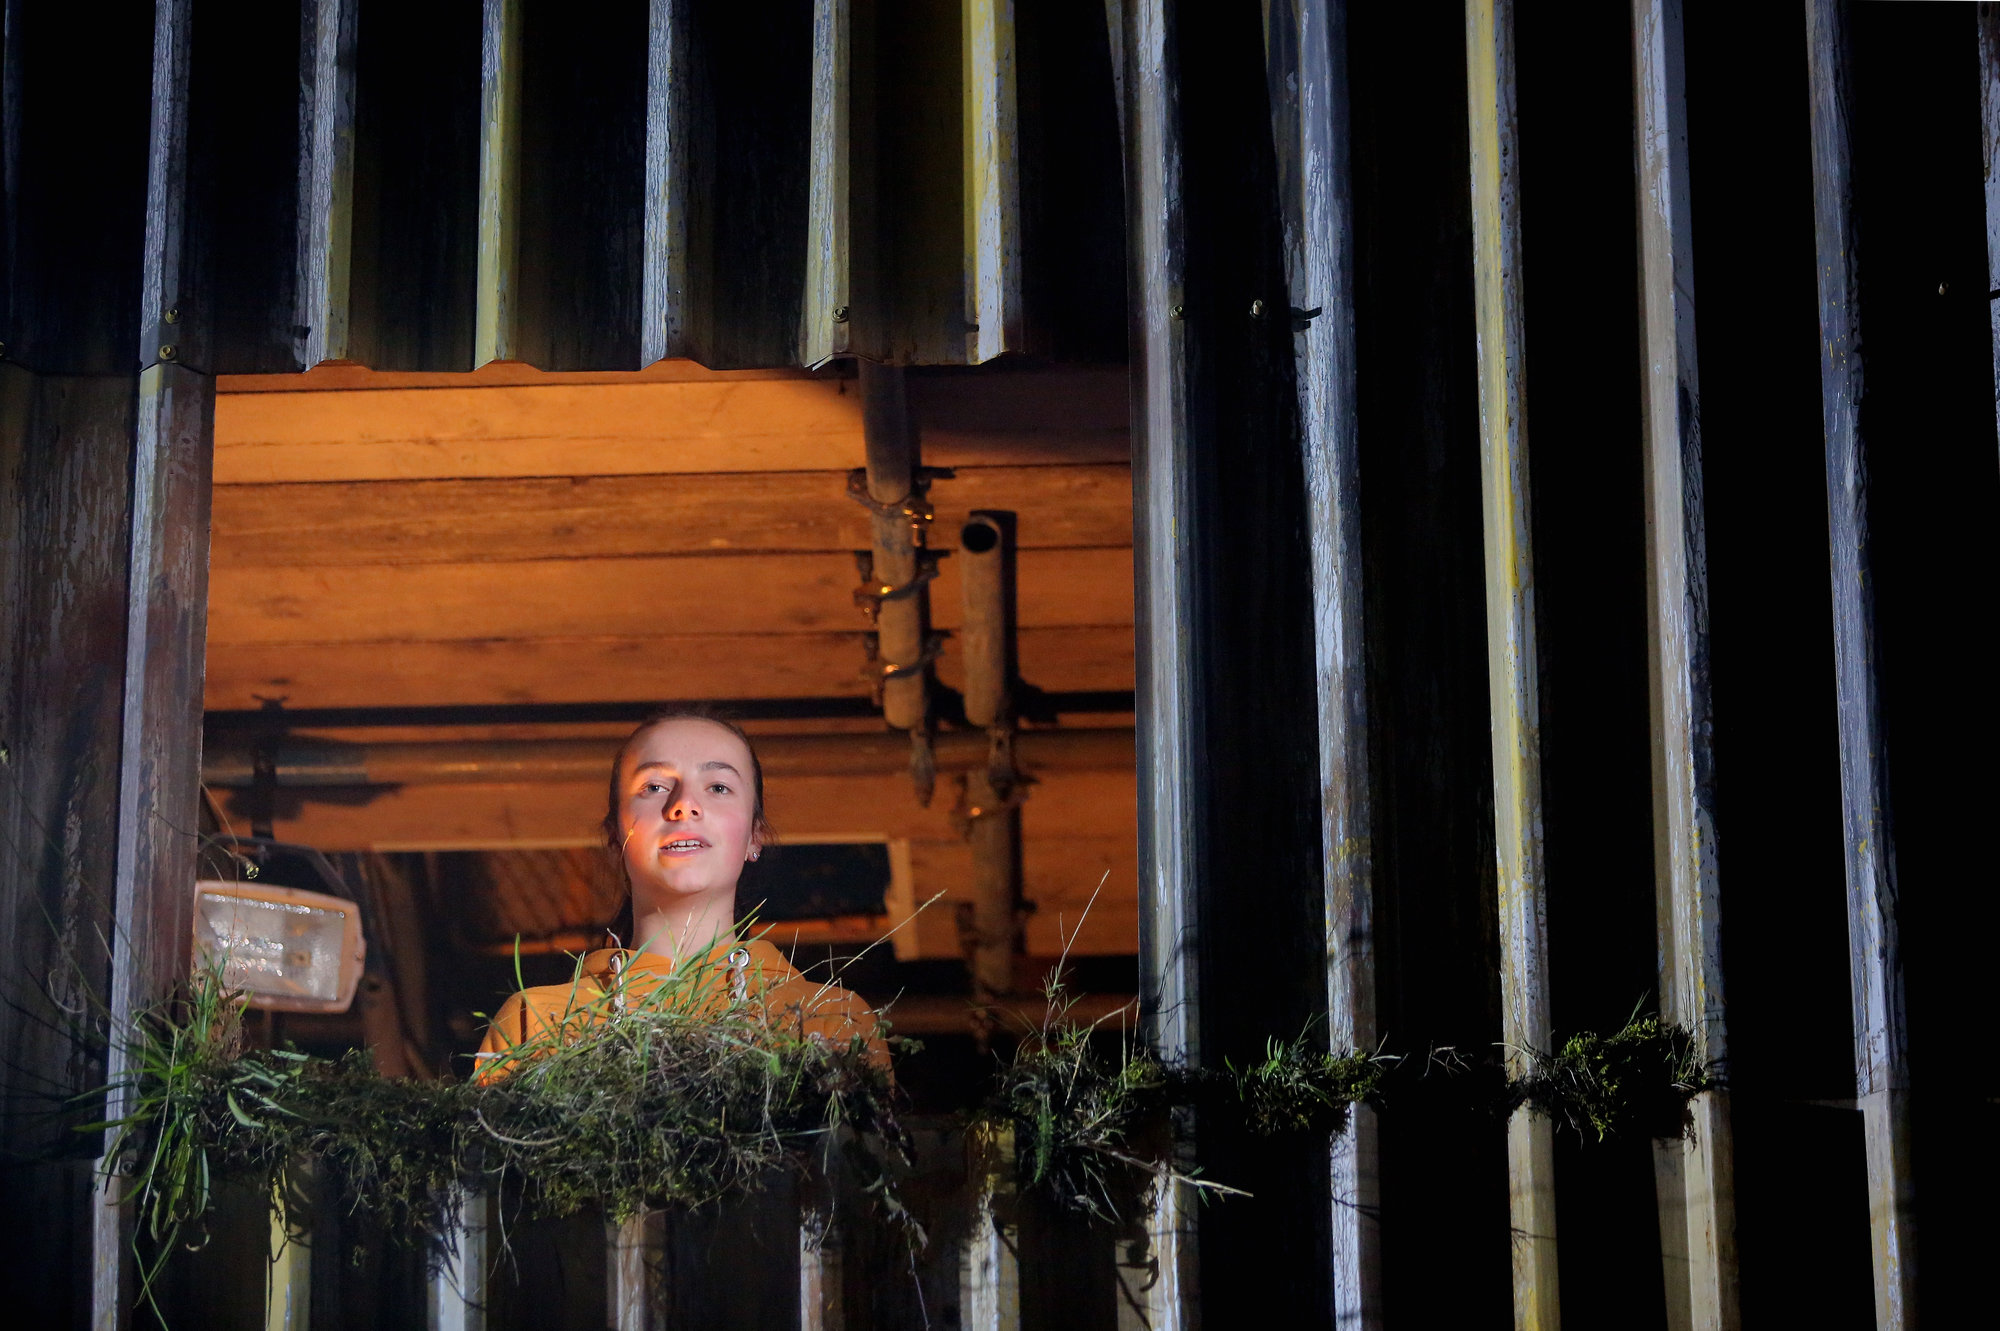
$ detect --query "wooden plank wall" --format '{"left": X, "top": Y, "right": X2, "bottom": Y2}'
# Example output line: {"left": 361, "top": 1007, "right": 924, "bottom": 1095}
{"left": 1, "top": 3, "right": 1994, "bottom": 1327}
{"left": 0, "top": 5, "right": 162, "bottom": 1329}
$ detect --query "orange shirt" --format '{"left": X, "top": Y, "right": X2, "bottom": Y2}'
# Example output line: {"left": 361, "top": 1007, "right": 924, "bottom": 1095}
{"left": 474, "top": 937, "right": 888, "bottom": 1082}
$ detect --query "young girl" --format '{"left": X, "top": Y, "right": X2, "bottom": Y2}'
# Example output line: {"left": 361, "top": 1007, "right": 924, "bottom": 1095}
{"left": 475, "top": 711, "right": 886, "bottom": 1079}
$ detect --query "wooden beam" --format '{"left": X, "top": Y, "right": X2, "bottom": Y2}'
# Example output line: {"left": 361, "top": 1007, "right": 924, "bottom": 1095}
{"left": 1631, "top": 3, "right": 1739, "bottom": 1328}
{"left": 1804, "top": 2, "right": 1918, "bottom": 1324}
{"left": 297, "top": 0, "right": 359, "bottom": 368}
{"left": 210, "top": 371, "right": 1130, "bottom": 484}
{"left": 1464, "top": 1, "right": 1559, "bottom": 1326}
{"left": 475, "top": 0, "right": 524, "bottom": 367}
{"left": 1265, "top": 1, "right": 1380, "bottom": 1324}
{"left": 1110, "top": 0, "right": 1200, "bottom": 1325}
{"left": 964, "top": 0, "right": 1025, "bottom": 363}
{"left": 205, "top": 547, "right": 1133, "bottom": 644}
{"left": 244, "top": 768, "right": 1134, "bottom": 850}
{"left": 203, "top": 624, "right": 1135, "bottom": 710}
{"left": 202, "top": 726, "right": 1134, "bottom": 787}
{"left": 209, "top": 465, "right": 1132, "bottom": 567}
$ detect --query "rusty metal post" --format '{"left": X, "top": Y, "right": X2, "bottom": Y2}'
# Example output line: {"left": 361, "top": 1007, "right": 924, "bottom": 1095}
{"left": 959, "top": 511, "right": 1021, "bottom": 1020}
{"left": 857, "top": 361, "right": 940, "bottom": 798}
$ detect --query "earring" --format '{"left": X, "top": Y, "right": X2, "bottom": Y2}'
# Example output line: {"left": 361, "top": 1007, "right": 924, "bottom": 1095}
{"left": 748, "top": 848, "right": 761, "bottom": 862}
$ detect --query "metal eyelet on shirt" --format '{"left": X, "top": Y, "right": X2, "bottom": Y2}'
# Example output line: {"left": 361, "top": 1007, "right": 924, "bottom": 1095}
{"left": 727, "top": 947, "right": 751, "bottom": 1003}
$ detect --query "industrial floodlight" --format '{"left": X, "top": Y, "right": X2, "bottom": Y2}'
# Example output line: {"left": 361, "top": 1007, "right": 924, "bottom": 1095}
{"left": 193, "top": 880, "right": 367, "bottom": 1013}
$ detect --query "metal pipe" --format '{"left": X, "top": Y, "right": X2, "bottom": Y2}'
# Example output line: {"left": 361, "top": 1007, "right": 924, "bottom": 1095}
{"left": 958, "top": 512, "right": 1015, "bottom": 728}
{"left": 858, "top": 361, "right": 931, "bottom": 733}
{"left": 958, "top": 509, "right": 1021, "bottom": 1022}
{"left": 201, "top": 726, "right": 1134, "bottom": 788}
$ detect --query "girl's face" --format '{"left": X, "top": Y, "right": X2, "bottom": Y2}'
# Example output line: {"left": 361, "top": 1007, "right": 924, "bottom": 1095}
{"left": 615, "top": 719, "right": 762, "bottom": 914}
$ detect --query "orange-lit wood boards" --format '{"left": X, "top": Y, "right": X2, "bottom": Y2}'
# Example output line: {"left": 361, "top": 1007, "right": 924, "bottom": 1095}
{"left": 209, "top": 466, "right": 1130, "bottom": 565}
{"left": 204, "top": 627, "right": 1134, "bottom": 711}
{"left": 205, "top": 361, "right": 1139, "bottom": 954}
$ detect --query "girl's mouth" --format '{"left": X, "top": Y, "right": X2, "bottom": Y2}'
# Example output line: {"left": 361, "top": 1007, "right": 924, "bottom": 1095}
{"left": 659, "top": 837, "right": 709, "bottom": 856}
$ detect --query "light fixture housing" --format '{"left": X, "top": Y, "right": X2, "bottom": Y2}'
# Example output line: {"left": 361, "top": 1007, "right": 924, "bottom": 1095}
{"left": 192, "top": 880, "right": 367, "bottom": 1013}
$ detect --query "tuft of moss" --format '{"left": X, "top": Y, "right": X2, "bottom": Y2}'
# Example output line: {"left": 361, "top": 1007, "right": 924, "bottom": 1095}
{"left": 978, "top": 986, "right": 1391, "bottom": 1220}
{"left": 1512, "top": 1014, "right": 1713, "bottom": 1142}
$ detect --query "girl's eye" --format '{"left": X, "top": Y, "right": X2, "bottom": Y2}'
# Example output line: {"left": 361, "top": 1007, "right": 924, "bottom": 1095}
{"left": 707, "top": 782, "right": 731, "bottom": 795}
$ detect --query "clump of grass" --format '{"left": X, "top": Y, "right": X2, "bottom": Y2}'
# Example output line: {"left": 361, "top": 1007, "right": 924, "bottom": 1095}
{"left": 982, "top": 1008, "right": 1175, "bottom": 1219}
{"left": 1228, "top": 1036, "right": 1390, "bottom": 1137}
{"left": 469, "top": 951, "right": 904, "bottom": 1226}
{"left": 97, "top": 944, "right": 909, "bottom": 1272}
{"left": 979, "top": 972, "right": 1391, "bottom": 1220}
{"left": 1512, "top": 1013, "right": 1712, "bottom": 1142}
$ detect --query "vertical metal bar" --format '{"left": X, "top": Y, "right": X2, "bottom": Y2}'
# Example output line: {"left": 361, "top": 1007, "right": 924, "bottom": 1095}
{"left": 799, "top": 1215, "right": 844, "bottom": 1331}
{"left": 1111, "top": 0, "right": 1200, "bottom": 1326}
{"left": 1803, "top": 3, "right": 1918, "bottom": 1325}
{"left": 960, "top": 511, "right": 1021, "bottom": 1015}
{"left": 96, "top": 3, "right": 216, "bottom": 1323}
{"left": 643, "top": 0, "right": 689, "bottom": 367}
{"left": 606, "top": 1211, "right": 662, "bottom": 1331}
{"left": 1631, "top": 5, "right": 1740, "bottom": 1330}
{"left": 805, "top": 0, "right": 855, "bottom": 367}
{"left": 1980, "top": 3, "right": 2000, "bottom": 469}
{"left": 1463, "top": 2, "right": 1559, "bottom": 1327}
{"left": 1263, "top": 1, "right": 1380, "bottom": 1324}
{"left": 266, "top": 1193, "right": 312, "bottom": 1331}
{"left": 475, "top": 0, "right": 523, "bottom": 366}
{"left": 298, "top": 0, "right": 359, "bottom": 368}
{"left": 963, "top": 0, "right": 1023, "bottom": 363}
{"left": 430, "top": 1189, "right": 490, "bottom": 1331}
{"left": 960, "top": 1124, "right": 1022, "bottom": 1331}
{"left": 860, "top": 362, "right": 931, "bottom": 736}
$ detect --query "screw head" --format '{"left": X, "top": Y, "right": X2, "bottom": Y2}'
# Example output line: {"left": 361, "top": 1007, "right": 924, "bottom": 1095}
{"left": 158, "top": 344, "right": 177, "bottom": 361}
{"left": 1169, "top": 303, "right": 1186, "bottom": 320}
{"left": 832, "top": 305, "right": 851, "bottom": 323}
